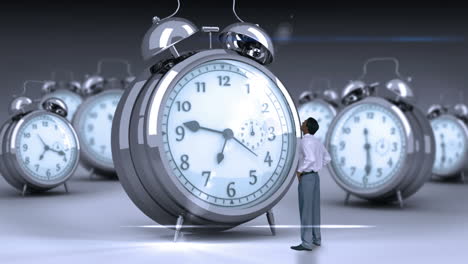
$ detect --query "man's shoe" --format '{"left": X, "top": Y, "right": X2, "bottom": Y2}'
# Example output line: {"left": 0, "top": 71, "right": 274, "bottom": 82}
{"left": 290, "top": 244, "right": 312, "bottom": 251}
{"left": 313, "top": 242, "right": 321, "bottom": 247}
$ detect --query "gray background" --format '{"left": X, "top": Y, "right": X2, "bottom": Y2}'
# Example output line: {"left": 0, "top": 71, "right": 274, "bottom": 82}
{"left": 1, "top": 1, "right": 468, "bottom": 263}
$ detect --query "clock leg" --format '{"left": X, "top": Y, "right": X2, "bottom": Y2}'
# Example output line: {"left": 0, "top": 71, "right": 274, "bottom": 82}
{"left": 21, "top": 184, "right": 28, "bottom": 197}
{"left": 396, "top": 190, "right": 404, "bottom": 209}
{"left": 460, "top": 171, "right": 465, "bottom": 183}
{"left": 88, "top": 168, "right": 95, "bottom": 180}
{"left": 344, "top": 192, "right": 351, "bottom": 205}
{"left": 174, "top": 215, "right": 184, "bottom": 242}
{"left": 266, "top": 210, "right": 276, "bottom": 236}
{"left": 64, "top": 182, "right": 69, "bottom": 193}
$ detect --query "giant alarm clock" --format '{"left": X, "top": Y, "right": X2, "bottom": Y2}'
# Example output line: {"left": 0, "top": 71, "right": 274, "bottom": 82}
{"left": 427, "top": 103, "right": 468, "bottom": 181}
{"left": 112, "top": 17, "right": 300, "bottom": 240}
{"left": 297, "top": 84, "right": 339, "bottom": 143}
{"left": 326, "top": 58, "right": 435, "bottom": 208}
{"left": 0, "top": 86, "right": 80, "bottom": 195}
{"left": 73, "top": 59, "right": 135, "bottom": 177}
{"left": 40, "top": 72, "right": 83, "bottom": 121}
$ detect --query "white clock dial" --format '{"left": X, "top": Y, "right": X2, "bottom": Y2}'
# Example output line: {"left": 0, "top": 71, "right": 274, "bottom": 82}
{"left": 161, "top": 60, "right": 296, "bottom": 207}
{"left": 431, "top": 115, "right": 467, "bottom": 175}
{"left": 298, "top": 100, "right": 335, "bottom": 143}
{"left": 15, "top": 114, "right": 78, "bottom": 182}
{"left": 328, "top": 103, "right": 407, "bottom": 189}
{"left": 42, "top": 90, "right": 82, "bottom": 121}
{"left": 76, "top": 90, "right": 122, "bottom": 167}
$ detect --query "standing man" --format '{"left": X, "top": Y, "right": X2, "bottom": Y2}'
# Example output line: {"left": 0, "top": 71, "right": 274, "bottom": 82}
{"left": 291, "top": 117, "right": 331, "bottom": 251}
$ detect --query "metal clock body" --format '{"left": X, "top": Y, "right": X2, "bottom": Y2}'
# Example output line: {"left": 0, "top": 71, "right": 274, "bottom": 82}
{"left": 112, "top": 18, "right": 300, "bottom": 238}
{"left": 73, "top": 89, "right": 123, "bottom": 176}
{"left": 0, "top": 97, "right": 80, "bottom": 194}
{"left": 428, "top": 107, "right": 468, "bottom": 179}
{"left": 326, "top": 85, "right": 435, "bottom": 206}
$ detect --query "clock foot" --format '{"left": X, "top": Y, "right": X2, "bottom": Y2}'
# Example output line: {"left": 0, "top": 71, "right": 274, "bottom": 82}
{"left": 174, "top": 215, "right": 184, "bottom": 242}
{"left": 21, "top": 184, "right": 28, "bottom": 197}
{"left": 396, "top": 190, "right": 404, "bottom": 208}
{"left": 64, "top": 182, "right": 69, "bottom": 193}
{"left": 266, "top": 210, "right": 276, "bottom": 236}
{"left": 88, "top": 168, "right": 95, "bottom": 180}
{"left": 344, "top": 192, "right": 351, "bottom": 205}
{"left": 460, "top": 171, "right": 465, "bottom": 183}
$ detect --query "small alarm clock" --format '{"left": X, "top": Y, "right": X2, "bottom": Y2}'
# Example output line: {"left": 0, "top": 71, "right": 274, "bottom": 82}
{"left": 40, "top": 71, "right": 83, "bottom": 121}
{"left": 112, "top": 15, "right": 300, "bottom": 240}
{"left": 297, "top": 82, "right": 339, "bottom": 143}
{"left": 72, "top": 59, "right": 135, "bottom": 178}
{"left": 326, "top": 58, "right": 435, "bottom": 208}
{"left": 427, "top": 103, "right": 468, "bottom": 181}
{"left": 0, "top": 87, "right": 80, "bottom": 195}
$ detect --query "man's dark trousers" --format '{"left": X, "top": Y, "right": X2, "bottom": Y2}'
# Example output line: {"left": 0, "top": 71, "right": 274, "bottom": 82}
{"left": 298, "top": 172, "right": 321, "bottom": 249}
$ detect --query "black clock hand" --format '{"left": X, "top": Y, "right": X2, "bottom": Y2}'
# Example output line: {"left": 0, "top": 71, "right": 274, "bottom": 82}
{"left": 184, "top": 121, "right": 257, "bottom": 157}
{"left": 440, "top": 134, "right": 446, "bottom": 166}
{"left": 37, "top": 135, "right": 50, "bottom": 160}
{"left": 184, "top": 121, "right": 223, "bottom": 134}
{"left": 250, "top": 123, "right": 255, "bottom": 136}
{"left": 363, "top": 128, "right": 372, "bottom": 180}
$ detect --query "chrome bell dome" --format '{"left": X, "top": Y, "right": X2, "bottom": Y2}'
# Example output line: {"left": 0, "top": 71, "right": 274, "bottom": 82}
{"left": 82, "top": 75, "right": 105, "bottom": 96}
{"left": 219, "top": 22, "right": 274, "bottom": 65}
{"left": 141, "top": 16, "right": 198, "bottom": 61}
{"left": 427, "top": 104, "right": 445, "bottom": 119}
{"left": 342, "top": 80, "right": 366, "bottom": 99}
{"left": 41, "top": 81, "right": 56, "bottom": 94}
{"left": 9, "top": 97, "right": 32, "bottom": 115}
{"left": 454, "top": 103, "right": 468, "bottom": 118}
{"left": 42, "top": 97, "right": 68, "bottom": 118}
{"left": 386, "top": 79, "right": 414, "bottom": 99}
{"left": 298, "top": 91, "right": 315, "bottom": 104}
{"left": 323, "top": 89, "right": 339, "bottom": 103}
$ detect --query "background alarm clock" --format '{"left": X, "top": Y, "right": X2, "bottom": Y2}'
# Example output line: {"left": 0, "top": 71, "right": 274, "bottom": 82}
{"left": 325, "top": 57, "right": 435, "bottom": 208}
{"left": 297, "top": 79, "right": 339, "bottom": 143}
{"left": 73, "top": 59, "right": 135, "bottom": 178}
{"left": 427, "top": 103, "right": 468, "bottom": 181}
{"left": 0, "top": 82, "right": 80, "bottom": 195}
{"left": 112, "top": 15, "right": 300, "bottom": 241}
{"left": 40, "top": 71, "right": 83, "bottom": 121}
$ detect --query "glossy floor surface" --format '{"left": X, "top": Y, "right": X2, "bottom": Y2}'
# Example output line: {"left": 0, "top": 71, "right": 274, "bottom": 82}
{"left": 1, "top": 167, "right": 467, "bottom": 264}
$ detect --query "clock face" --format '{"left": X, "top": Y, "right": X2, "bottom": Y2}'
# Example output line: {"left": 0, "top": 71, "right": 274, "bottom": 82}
{"left": 15, "top": 113, "right": 78, "bottom": 183}
{"left": 42, "top": 90, "right": 82, "bottom": 121}
{"left": 160, "top": 59, "right": 296, "bottom": 207}
{"left": 328, "top": 102, "right": 407, "bottom": 190}
{"left": 298, "top": 100, "right": 336, "bottom": 143}
{"left": 431, "top": 115, "right": 467, "bottom": 175}
{"left": 76, "top": 90, "right": 122, "bottom": 167}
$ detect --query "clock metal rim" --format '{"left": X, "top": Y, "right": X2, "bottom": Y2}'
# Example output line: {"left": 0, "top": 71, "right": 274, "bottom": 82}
{"left": 73, "top": 89, "right": 122, "bottom": 175}
{"left": 431, "top": 114, "right": 468, "bottom": 177}
{"left": 0, "top": 120, "right": 26, "bottom": 190}
{"left": 4, "top": 110, "right": 80, "bottom": 189}
{"left": 325, "top": 97, "right": 415, "bottom": 199}
{"left": 140, "top": 49, "right": 300, "bottom": 223}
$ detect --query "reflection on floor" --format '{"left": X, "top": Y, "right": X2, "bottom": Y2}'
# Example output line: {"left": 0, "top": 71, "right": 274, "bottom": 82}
{"left": 1, "top": 166, "right": 467, "bottom": 264}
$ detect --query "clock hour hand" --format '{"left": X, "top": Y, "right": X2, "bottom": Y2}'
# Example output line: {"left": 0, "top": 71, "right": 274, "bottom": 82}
{"left": 184, "top": 120, "right": 257, "bottom": 157}
{"left": 363, "top": 128, "right": 372, "bottom": 180}
{"left": 183, "top": 121, "right": 224, "bottom": 134}
{"left": 440, "top": 134, "right": 446, "bottom": 166}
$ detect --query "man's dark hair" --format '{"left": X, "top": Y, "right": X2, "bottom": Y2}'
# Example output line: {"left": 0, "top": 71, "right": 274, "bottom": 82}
{"left": 306, "top": 117, "right": 319, "bottom": 135}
